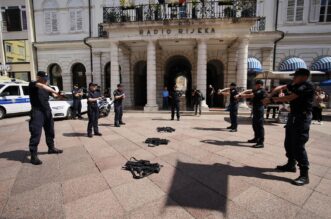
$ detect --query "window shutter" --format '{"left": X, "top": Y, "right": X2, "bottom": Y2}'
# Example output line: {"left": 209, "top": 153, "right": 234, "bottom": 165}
{"left": 51, "top": 11, "right": 58, "bottom": 32}
{"left": 22, "top": 10, "right": 27, "bottom": 30}
{"left": 44, "top": 11, "right": 51, "bottom": 33}
{"left": 76, "top": 10, "right": 83, "bottom": 31}
{"left": 1, "top": 11, "right": 7, "bottom": 32}
{"left": 287, "top": 0, "right": 295, "bottom": 22}
{"left": 309, "top": 0, "right": 321, "bottom": 22}
{"left": 69, "top": 10, "right": 76, "bottom": 31}
{"left": 295, "top": 0, "right": 304, "bottom": 21}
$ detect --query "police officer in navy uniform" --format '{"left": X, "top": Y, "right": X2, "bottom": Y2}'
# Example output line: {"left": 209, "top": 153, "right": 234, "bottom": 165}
{"left": 113, "top": 84, "right": 126, "bottom": 127}
{"left": 72, "top": 84, "right": 83, "bottom": 119}
{"left": 169, "top": 85, "right": 181, "bottom": 121}
{"left": 218, "top": 82, "right": 239, "bottom": 132}
{"left": 28, "top": 71, "right": 63, "bottom": 165}
{"left": 264, "top": 68, "right": 314, "bottom": 186}
{"left": 87, "top": 82, "right": 102, "bottom": 137}
{"left": 237, "top": 80, "right": 266, "bottom": 148}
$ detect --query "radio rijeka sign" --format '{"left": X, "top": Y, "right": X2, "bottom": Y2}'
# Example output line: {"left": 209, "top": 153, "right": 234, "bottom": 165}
{"left": 139, "top": 27, "right": 216, "bottom": 36}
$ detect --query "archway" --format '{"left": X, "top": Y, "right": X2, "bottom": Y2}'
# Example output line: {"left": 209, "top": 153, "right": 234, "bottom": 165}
{"left": 104, "top": 62, "right": 111, "bottom": 90}
{"left": 72, "top": 63, "right": 86, "bottom": 88}
{"left": 164, "top": 55, "right": 192, "bottom": 108}
{"left": 48, "top": 63, "right": 63, "bottom": 90}
{"left": 207, "top": 60, "right": 224, "bottom": 107}
{"left": 134, "top": 61, "right": 147, "bottom": 107}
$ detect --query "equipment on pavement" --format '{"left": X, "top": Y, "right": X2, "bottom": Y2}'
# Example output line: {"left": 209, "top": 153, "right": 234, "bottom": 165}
{"left": 157, "top": 127, "right": 176, "bottom": 133}
{"left": 123, "top": 157, "right": 162, "bottom": 179}
{"left": 145, "top": 138, "right": 169, "bottom": 147}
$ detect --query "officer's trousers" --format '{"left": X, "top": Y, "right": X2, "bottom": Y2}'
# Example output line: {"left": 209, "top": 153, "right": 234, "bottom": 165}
{"left": 194, "top": 101, "right": 202, "bottom": 115}
{"left": 171, "top": 102, "right": 180, "bottom": 119}
{"left": 252, "top": 106, "right": 264, "bottom": 143}
{"left": 114, "top": 104, "right": 123, "bottom": 125}
{"left": 73, "top": 99, "right": 82, "bottom": 117}
{"left": 284, "top": 113, "right": 311, "bottom": 168}
{"left": 87, "top": 106, "right": 99, "bottom": 134}
{"left": 229, "top": 103, "right": 238, "bottom": 129}
{"left": 29, "top": 108, "right": 54, "bottom": 153}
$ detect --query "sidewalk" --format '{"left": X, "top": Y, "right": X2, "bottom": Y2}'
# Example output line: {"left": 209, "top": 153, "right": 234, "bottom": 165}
{"left": 0, "top": 113, "right": 330, "bottom": 219}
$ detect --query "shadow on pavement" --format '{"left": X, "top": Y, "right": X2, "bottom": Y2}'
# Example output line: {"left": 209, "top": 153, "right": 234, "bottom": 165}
{"left": 99, "top": 123, "right": 113, "bottom": 127}
{"left": 63, "top": 132, "right": 86, "bottom": 137}
{"left": 165, "top": 161, "right": 292, "bottom": 216}
{"left": 0, "top": 150, "right": 47, "bottom": 163}
{"left": 224, "top": 116, "right": 277, "bottom": 126}
{"left": 201, "top": 140, "right": 252, "bottom": 147}
{"left": 193, "top": 127, "right": 228, "bottom": 131}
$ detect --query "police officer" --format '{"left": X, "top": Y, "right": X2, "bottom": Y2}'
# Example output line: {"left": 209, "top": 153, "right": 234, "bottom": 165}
{"left": 264, "top": 68, "right": 314, "bottom": 186}
{"left": 87, "top": 82, "right": 102, "bottom": 137}
{"left": 237, "top": 80, "right": 266, "bottom": 148}
{"left": 72, "top": 84, "right": 83, "bottom": 119}
{"left": 113, "top": 84, "right": 126, "bottom": 127}
{"left": 192, "top": 87, "right": 203, "bottom": 116}
{"left": 169, "top": 85, "right": 181, "bottom": 121}
{"left": 218, "top": 82, "right": 239, "bottom": 132}
{"left": 28, "top": 71, "right": 63, "bottom": 165}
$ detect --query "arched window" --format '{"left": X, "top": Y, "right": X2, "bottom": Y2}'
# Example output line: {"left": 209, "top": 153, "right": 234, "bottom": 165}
{"left": 72, "top": 63, "right": 86, "bottom": 88}
{"left": 43, "top": 0, "right": 59, "bottom": 34}
{"left": 68, "top": 0, "right": 84, "bottom": 32}
{"left": 48, "top": 63, "right": 63, "bottom": 90}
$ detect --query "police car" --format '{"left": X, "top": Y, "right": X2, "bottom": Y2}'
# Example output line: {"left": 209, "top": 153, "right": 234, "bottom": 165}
{"left": 0, "top": 81, "right": 59, "bottom": 119}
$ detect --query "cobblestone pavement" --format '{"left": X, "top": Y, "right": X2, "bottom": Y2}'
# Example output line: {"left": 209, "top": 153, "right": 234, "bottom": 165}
{"left": 0, "top": 113, "right": 330, "bottom": 219}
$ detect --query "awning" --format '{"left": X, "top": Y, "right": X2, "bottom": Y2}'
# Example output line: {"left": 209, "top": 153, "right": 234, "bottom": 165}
{"left": 247, "top": 57, "right": 262, "bottom": 73}
{"left": 279, "top": 57, "right": 307, "bottom": 71}
{"left": 311, "top": 56, "right": 331, "bottom": 72}
{"left": 255, "top": 70, "right": 325, "bottom": 80}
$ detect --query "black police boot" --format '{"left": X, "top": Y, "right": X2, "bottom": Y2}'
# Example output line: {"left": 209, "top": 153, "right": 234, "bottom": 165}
{"left": 119, "top": 122, "right": 126, "bottom": 125}
{"left": 252, "top": 140, "right": 264, "bottom": 148}
{"left": 292, "top": 168, "right": 309, "bottom": 186}
{"left": 87, "top": 133, "right": 93, "bottom": 138}
{"left": 171, "top": 118, "right": 174, "bottom": 121}
{"left": 247, "top": 138, "right": 257, "bottom": 143}
{"left": 30, "top": 152, "right": 42, "bottom": 165}
{"left": 115, "top": 123, "right": 120, "bottom": 127}
{"left": 95, "top": 132, "right": 102, "bottom": 136}
{"left": 177, "top": 117, "right": 180, "bottom": 121}
{"left": 226, "top": 126, "right": 233, "bottom": 129}
{"left": 229, "top": 128, "right": 237, "bottom": 132}
{"left": 276, "top": 160, "right": 296, "bottom": 172}
{"left": 48, "top": 147, "right": 63, "bottom": 154}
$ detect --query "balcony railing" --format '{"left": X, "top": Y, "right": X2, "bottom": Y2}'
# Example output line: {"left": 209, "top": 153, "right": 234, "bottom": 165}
{"left": 103, "top": 0, "right": 257, "bottom": 23}
{"left": 250, "top": 16, "right": 266, "bottom": 32}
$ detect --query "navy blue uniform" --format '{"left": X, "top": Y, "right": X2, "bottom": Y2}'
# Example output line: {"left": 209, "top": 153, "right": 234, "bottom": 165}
{"left": 87, "top": 90, "right": 100, "bottom": 135}
{"left": 28, "top": 82, "right": 54, "bottom": 153}
{"left": 229, "top": 88, "right": 239, "bottom": 129}
{"left": 285, "top": 81, "right": 314, "bottom": 169}
{"left": 252, "top": 88, "right": 267, "bottom": 144}
{"left": 170, "top": 90, "right": 181, "bottom": 119}
{"left": 192, "top": 90, "right": 203, "bottom": 115}
{"left": 113, "top": 89, "right": 124, "bottom": 126}
{"left": 72, "top": 87, "right": 82, "bottom": 118}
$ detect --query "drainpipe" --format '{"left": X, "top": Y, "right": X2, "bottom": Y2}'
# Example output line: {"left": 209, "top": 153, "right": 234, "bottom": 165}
{"left": 272, "top": 0, "right": 285, "bottom": 71}
{"left": 83, "top": 0, "right": 93, "bottom": 82}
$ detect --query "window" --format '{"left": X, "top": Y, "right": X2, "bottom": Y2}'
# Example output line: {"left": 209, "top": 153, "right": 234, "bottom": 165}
{"left": 320, "top": 0, "right": 331, "bottom": 22}
{"left": 1, "top": 6, "right": 28, "bottom": 32}
{"left": 287, "top": 0, "right": 304, "bottom": 22}
{"left": 44, "top": 10, "right": 58, "bottom": 33}
{"left": 22, "top": 86, "right": 29, "bottom": 95}
{"left": 69, "top": 9, "right": 83, "bottom": 32}
{"left": 6, "top": 45, "right": 12, "bottom": 53}
{"left": 4, "top": 40, "right": 31, "bottom": 63}
{"left": 2, "top": 86, "right": 20, "bottom": 96}
{"left": 309, "top": 0, "right": 321, "bottom": 22}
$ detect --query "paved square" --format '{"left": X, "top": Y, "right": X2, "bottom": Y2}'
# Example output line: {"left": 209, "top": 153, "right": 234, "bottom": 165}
{"left": 0, "top": 112, "right": 330, "bottom": 218}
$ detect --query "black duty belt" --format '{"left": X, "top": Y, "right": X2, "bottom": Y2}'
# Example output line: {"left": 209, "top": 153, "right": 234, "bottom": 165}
{"left": 157, "top": 127, "right": 176, "bottom": 133}
{"left": 145, "top": 138, "right": 169, "bottom": 147}
{"left": 123, "top": 157, "right": 162, "bottom": 179}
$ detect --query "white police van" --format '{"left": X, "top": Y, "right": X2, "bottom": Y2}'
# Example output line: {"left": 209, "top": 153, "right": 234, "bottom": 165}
{"left": 0, "top": 81, "right": 59, "bottom": 119}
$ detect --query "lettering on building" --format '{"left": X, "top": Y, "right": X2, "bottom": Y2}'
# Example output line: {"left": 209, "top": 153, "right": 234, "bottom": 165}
{"left": 139, "top": 27, "right": 216, "bottom": 36}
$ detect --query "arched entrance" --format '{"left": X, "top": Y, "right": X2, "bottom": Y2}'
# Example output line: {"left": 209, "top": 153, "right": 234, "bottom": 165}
{"left": 72, "top": 63, "right": 87, "bottom": 88}
{"left": 104, "top": 62, "right": 111, "bottom": 90}
{"left": 134, "top": 61, "right": 147, "bottom": 107}
{"left": 164, "top": 55, "right": 192, "bottom": 108}
{"left": 207, "top": 60, "right": 224, "bottom": 107}
{"left": 48, "top": 63, "right": 63, "bottom": 90}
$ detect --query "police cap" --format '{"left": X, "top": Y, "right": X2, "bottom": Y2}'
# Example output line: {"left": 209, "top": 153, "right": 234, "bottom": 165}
{"left": 290, "top": 68, "right": 310, "bottom": 77}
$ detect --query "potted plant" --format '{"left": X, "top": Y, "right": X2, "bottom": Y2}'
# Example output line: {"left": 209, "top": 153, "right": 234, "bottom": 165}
{"left": 152, "top": 4, "right": 162, "bottom": 20}
{"left": 224, "top": 6, "right": 235, "bottom": 17}
{"left": 107, "top": 11, "right": 118, "bottom": 22}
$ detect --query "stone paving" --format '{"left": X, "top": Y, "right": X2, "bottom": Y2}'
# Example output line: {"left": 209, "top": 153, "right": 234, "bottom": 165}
{"left": 0, "top": 112, "right": 330, "bottom": 219}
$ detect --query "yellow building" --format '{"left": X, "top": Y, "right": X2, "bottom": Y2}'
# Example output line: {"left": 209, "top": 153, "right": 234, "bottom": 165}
{"left": 4, "top": 40, "right": 30, "bottom": 63}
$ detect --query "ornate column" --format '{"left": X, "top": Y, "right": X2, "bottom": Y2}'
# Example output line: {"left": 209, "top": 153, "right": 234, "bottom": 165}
{"left": 197, "top": 39, "right": 208, "bottom": 108}
{"left": 110, "top": 41, "right": 120, "bottom": 92}
{"left": 236, "top": 38, "right": 249, "bottom": 108}
{"left": 144, "top": 40, "right": 158, "bottom": 111}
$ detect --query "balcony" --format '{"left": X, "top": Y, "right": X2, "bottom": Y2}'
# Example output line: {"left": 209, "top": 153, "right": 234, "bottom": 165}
{"left": 103, "top": 0, "right": 257, "bottom": 23}
{"left": 250, "top": 17, "right": 266, "bottom": 32}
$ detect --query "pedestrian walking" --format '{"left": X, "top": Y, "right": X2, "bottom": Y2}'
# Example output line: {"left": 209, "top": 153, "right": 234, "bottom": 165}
{"left": 162, "top": 86, "right": 169, "bottom": 109}
{"left": 218, "top": 82, "right": 238, "bottom": 132}
{"left": 28, "top": 71, "right": 63, "bottom": 165}
{"left": 72, "top": 84, "right": 83, "bottom": 119}
{"left": 236, "top": 80, "right": 267, "bottom": 148}
{"left": 113, "top": 84, "right": 126, "bottom": 127}
{"left": 208, "top": 84, "right": 215, "bottom": 108}
{"left": 263, "top": 68, "right": 314, "bottom": 186}
{"left": 169, "top": 85, "right": 181, "bottom": 121}
{"left": 87, "top": 82, "right": 102, "bottom": 137}
{"left": 312, "top": 86, "right": 327, "bottom": 125}
{"left": 192, "top": 87, "right": 203, "bottom": 115}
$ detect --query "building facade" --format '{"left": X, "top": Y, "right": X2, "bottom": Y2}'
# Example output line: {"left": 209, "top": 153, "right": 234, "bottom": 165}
{"left": 30, "top": 0, "right": 331, "bottom": 110}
